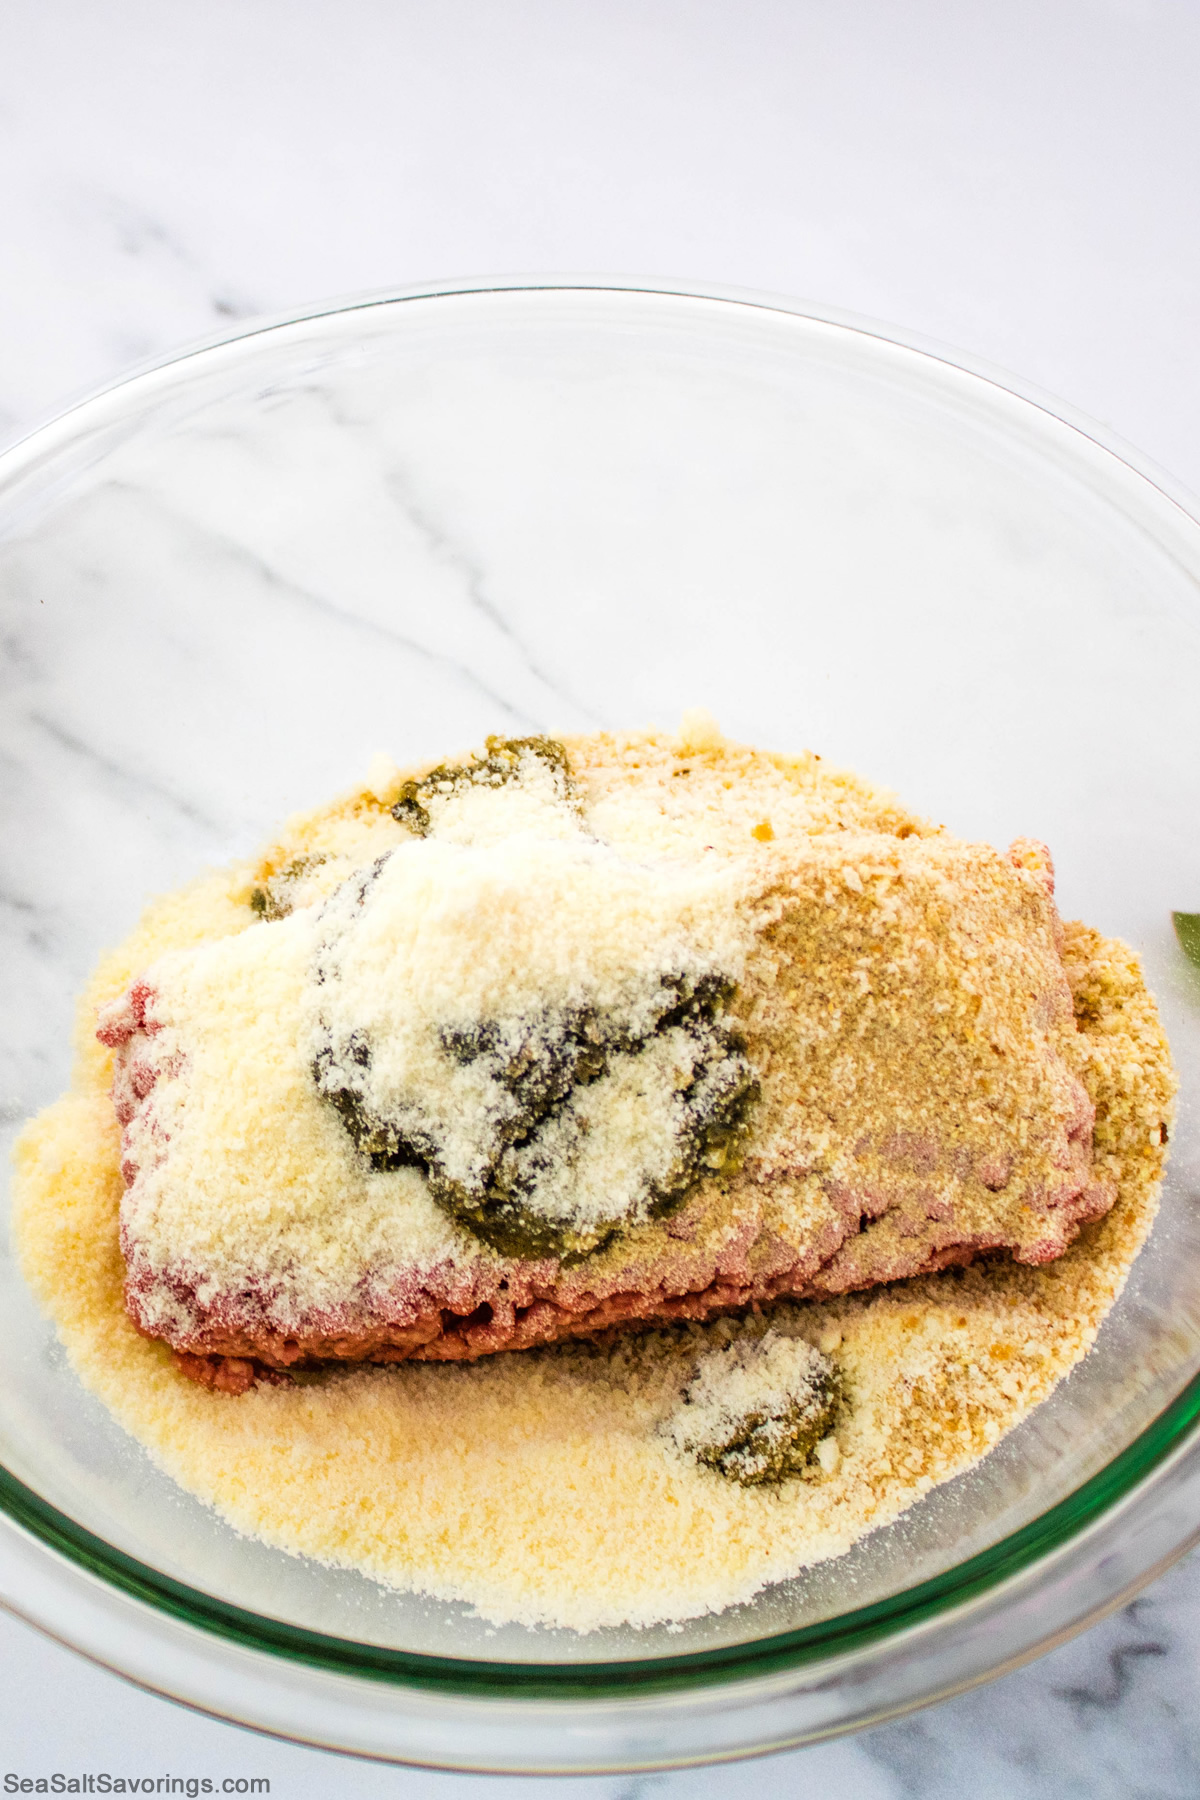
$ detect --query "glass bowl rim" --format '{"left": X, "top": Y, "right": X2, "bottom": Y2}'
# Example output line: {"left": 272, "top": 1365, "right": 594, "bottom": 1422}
{"left": 3, "top": 274, "right": 1198, "bottom": 1699}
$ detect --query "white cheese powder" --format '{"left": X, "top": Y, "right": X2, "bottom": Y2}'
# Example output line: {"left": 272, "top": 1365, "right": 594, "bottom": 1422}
{"left": 305, "top": 771, "right": 756, "bottom": 1243}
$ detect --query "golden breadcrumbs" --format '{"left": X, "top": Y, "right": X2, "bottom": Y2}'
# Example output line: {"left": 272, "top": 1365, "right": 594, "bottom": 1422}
{"left": 10, "top": 728, "right": 1176, "bottom": 1630}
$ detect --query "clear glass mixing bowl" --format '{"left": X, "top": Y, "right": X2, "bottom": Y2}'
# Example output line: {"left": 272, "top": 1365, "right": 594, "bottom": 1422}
{"left": 1, "top": 280, "right": 1198, "bottom": 1773}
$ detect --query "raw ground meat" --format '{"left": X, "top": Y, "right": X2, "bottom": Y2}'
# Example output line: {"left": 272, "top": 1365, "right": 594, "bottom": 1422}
{"left": 98, "top": 951, "right": 1111, "bottom": 1395}
{"left": 94, "top": 732, "right": 1117, "bottom": 1394}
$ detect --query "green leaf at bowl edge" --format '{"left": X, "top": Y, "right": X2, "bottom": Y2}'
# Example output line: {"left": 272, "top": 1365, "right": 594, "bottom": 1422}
{"left": 1173, "top": 912, "right": 1200, "bottom": 968}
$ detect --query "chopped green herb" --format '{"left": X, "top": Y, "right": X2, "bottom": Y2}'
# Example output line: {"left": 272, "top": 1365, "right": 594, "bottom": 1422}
{"left": 314, "top": 974, "right": 757, "bottom": 1262}
{"left": 249, "top": 856, "right": 325, "bottom": 921}
{"left": 1174, "top": 912, "right": 1200, "bottom": 970}
{"left": 392, "top": 735, "right": 575, "bottom": 835}
{"left": 666, "top": 1331, "right": 843, "bottom": 1486}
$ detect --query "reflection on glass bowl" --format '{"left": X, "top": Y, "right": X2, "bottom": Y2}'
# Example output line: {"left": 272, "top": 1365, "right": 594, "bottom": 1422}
{"left": 1, "top": 279, "right": 1198, "bottom": 1771}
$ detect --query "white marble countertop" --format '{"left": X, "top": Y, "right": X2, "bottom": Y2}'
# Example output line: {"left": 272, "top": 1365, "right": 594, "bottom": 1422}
{"left": 2, "top": 3, "right": 1198, "bottom": 1794}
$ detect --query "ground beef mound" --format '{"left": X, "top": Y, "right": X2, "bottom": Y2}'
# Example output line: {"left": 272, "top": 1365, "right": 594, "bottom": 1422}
{"left": 95, "top": 731, "right": 1118, "bottom": 1392}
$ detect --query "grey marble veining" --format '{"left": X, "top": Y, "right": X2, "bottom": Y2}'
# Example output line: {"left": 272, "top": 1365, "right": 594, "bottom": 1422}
{"left": 2, "top": 1, "right": 1200, "bottom": 1791}
{"left": 2, "top": 301, "right": 1198, "bottom": 1775}
{"left": 1, "top": 1557, "right": 1198, "bottom": 1798}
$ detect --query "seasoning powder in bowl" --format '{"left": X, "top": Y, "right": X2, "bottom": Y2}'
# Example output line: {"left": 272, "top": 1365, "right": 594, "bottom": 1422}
{"left": 12, "top": 719, "right": 1175, "bottom": 1631}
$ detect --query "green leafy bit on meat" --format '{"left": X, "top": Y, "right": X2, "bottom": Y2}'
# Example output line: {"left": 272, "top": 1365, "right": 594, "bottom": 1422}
{"left": 250, "top": 856, "right": 326, "bottom": 921}
{"left": 313, "top": 974, "right": 758, "bottom": 1262}
{"left": 392, "top": 736, "right": 576, "bottom": 835}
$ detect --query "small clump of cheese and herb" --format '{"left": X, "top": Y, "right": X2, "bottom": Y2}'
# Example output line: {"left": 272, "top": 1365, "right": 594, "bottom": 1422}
{"left": 664, "top": 1327, "right": 841, "bottom": 1484}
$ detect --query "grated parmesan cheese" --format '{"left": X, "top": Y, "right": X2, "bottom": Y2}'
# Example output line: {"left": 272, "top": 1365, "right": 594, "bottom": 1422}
{"left": 307, "top": 774, "right": 757, "bottom": 1254}
{"left": 9, "top": 722, "right": 1178, "bottom": 1631}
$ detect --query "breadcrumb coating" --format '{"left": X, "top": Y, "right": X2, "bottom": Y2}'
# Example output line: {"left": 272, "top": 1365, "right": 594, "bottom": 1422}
{"left": 10, "top": 726, "right": 1175, "bottom": 1630}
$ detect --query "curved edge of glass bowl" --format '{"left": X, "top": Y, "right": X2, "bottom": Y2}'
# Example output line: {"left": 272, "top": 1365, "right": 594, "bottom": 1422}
{"left": 1, "top": 1371, "right": 1199, "bottom": 1700}
{"left": 3, "top": 275, "right": 1200, "bottom": 1703}
{"left": 3, "top": 273, "right": 1200, "bottom": 537}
